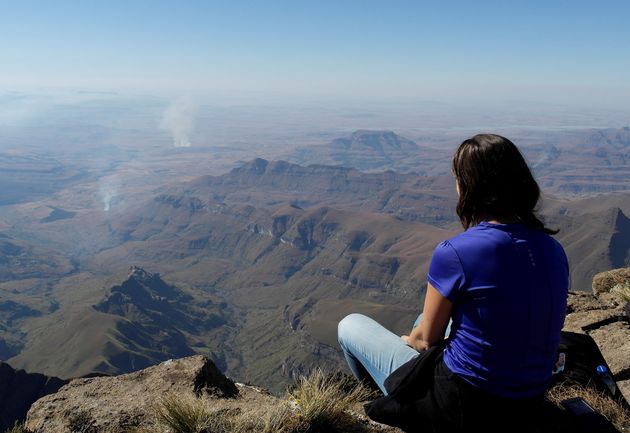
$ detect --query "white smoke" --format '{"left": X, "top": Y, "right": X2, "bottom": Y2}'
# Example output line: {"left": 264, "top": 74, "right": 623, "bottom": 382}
{"left": 98, "top": 178, "right": 119, "bottom": 212}
{"left": 102, "top": 190, "right": 113, "bottom": 211}
{"left": 160, "top": 97, "right": 197, "bottom": 147}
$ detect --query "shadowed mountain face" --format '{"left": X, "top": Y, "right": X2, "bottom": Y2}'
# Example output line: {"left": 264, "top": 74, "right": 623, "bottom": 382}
{"left": 0, "top": 362, "right": 67, "bottom": 432}
{"left": 8, "top": 267, "right": 233, "bottom": 380}
{"left": 94, "top": 266, "right": 226, "bottom": 334}
{"left": 0, "top": 301, "right": 42, "bottom": 360}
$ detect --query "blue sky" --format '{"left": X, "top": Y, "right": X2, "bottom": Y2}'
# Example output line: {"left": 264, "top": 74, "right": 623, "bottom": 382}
{"left": 1, "top": 1, "right": 629, "bottom": 105}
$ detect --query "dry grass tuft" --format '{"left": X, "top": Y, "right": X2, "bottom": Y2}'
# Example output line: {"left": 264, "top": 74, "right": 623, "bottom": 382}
{"left": 153, "top": 393, "right": 233, "bottom": 433}
{"left": 149, "top": 371, "right": 380, "bottom": 433}
{"left": 611, "top": 282, "right": 630, "bottom": 302}
{"left": 278, "top": 369, "right": 376, "bottom": 433}
{"left": 547, "top": 382, "right": 630, "bottom": 431}
{"left": 3, "top": 422, "right": 29, "bottom": 433}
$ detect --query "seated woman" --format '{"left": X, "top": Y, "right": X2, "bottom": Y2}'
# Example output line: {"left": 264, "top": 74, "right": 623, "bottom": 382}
{"left": 338, "top": 134, "right": 569, "bottom": 432}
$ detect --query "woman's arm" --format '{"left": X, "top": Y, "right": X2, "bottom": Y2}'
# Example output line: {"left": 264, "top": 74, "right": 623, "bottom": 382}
{"left": 401, "top": 282, "right": 453, "bottom": 351}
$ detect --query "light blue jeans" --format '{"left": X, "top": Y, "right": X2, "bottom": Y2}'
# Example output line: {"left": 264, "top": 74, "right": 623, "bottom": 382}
{"left": 337, "top": 313, "right": 451, "bottom": 394}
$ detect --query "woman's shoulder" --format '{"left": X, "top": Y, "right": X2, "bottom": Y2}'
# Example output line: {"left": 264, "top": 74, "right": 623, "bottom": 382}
{"left": 442, "top": 222, "right": 509, "bottom": 249}
{"left": 444, "top": 222, "right": 565, "bottom": 254}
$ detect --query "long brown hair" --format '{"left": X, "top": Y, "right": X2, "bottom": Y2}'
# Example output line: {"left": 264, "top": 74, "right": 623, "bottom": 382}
{"left": 452, "top": 134, "right": 557, "bottom": 234}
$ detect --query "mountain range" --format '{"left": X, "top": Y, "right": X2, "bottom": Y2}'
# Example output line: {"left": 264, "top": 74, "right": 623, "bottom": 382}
{"left": 2, "top": 127, "right": 630, "bottom": 393}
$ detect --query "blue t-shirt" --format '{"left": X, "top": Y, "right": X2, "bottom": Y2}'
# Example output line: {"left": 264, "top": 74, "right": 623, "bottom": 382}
{"left": 427, "top": 221, "right": 569, "bottom": 398}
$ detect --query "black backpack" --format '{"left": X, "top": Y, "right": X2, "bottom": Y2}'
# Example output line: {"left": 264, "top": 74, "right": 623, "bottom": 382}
{"left": 552, "top": 330, "right": 630, "bottom": 412}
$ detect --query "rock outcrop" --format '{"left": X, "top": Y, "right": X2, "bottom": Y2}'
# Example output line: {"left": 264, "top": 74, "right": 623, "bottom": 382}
{"left": 26, "top": 355, "right": 238, "bottom": 433}
{"left": 0, "top": 363, "right": 67, "bottom": 432}
{"left": 565, "top": 267, "right": 630, "bottom": 400}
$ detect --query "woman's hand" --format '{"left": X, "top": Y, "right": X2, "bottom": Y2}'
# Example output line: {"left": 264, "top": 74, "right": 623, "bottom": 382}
{"left": 401, "top": 284, "right": 453, "bottom": 351}
{"left": 401, "top": 334, "right": 428, "bottom": 351}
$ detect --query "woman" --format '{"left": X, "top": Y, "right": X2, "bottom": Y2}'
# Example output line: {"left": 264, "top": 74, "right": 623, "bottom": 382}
{"left": 338, "top": 134, "right": 569, "bottom": 432}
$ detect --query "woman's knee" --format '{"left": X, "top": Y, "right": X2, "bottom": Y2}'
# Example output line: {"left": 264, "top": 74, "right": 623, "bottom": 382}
{"left": 338, "top": 313, "right": 372, "bottom": 345}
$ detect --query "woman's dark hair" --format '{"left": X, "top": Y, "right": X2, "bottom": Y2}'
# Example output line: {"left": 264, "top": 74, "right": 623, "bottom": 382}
{"left": 452, "top": 134, "right": 557, "bottom": 234}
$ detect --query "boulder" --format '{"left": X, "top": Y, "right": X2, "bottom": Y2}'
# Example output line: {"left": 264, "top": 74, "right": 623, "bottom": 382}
{"left": 562, "top": 289, "right": 630, "bottom": 406}
{"left": 26, "top": 355, "right": 238, "bottom": 433}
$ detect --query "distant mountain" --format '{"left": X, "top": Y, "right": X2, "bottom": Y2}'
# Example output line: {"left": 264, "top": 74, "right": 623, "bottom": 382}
{"left": 94, "top": 266, "right": 226, "bottom": 336}
{"left": 545, "top": 197, "right": 630, "bottom": 290}
{"left": 525, "top": 127, "right": 630, "bottom": 195}
{"left": 8, "top": 267, "right": 233, "bottom": 379}
{"left": 285, "top": 127, "right": 630, "bottom": 195}
{"left": 182, "top": 158, "right": 457, "bottom": 227}
{"left": 286, "top": 129, "right": 451, "bottom": 174}
{"left": 331, "top": 129, "right": 419, "bottom": 152}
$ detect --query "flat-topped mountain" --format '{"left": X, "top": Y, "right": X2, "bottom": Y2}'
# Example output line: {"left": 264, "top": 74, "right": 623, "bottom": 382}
{"left": 331, "top": 130, "right": 419, "bottom": 152}
{"left": 287, "top": 129, "right": 450, "bottom": 174}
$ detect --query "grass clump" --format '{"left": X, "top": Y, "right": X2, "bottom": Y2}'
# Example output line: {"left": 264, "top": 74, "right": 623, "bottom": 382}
{"left": 149, "top": 370, "right": 380, "bottom": 433}
{"left": 154, "top": 394, "right": 233, "bottom": 433}
{"left": 3, "top": 422, "right": 30, "bottom": 433}
{"left": 66, "top": 410, "right": 97, "bottom": 433}
{"left": 611, "top": 282, "right": 630, "bottom": 302}
{"left": 260, "top": 369, "right": 376, "bottom": 433}
{"left": 547, "top": 383, "right": 630, "bottom": 431}
{"left": 287, "top": 369, "right": 373, "bottom": 430}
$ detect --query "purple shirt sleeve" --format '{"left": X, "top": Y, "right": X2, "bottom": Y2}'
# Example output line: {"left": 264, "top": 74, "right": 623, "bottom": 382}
{"left": 427, "top": 240, "right": 467, "bottom": 302}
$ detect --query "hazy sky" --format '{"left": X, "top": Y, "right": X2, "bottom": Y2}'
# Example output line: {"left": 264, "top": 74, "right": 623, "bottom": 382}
{"left": 2, "top": 1, "right": 629, "bottom": 106}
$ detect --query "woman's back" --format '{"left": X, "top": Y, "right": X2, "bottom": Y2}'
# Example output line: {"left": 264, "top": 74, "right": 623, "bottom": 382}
{"left": 429, "top": 221, "right": 569, "bottom": 398}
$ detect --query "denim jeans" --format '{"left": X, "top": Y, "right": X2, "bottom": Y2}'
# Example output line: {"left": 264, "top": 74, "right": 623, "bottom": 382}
{"left": 337, "top": 313, "right": 452, "bottom": 394}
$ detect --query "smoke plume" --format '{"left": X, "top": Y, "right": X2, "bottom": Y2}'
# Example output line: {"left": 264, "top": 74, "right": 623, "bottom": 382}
{"left": 98, "top": 178, "right": 119, "bottom": 212}
{"left": 160, "top": 97, "right": 197, "bottom": 147}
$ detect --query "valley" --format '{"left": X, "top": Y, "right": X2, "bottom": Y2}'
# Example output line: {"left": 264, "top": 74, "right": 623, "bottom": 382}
{"left": 1, "top": 114, "right": 630, "bottom": 392}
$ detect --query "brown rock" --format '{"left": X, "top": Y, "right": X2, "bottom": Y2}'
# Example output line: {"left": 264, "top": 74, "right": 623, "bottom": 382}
{"left": 563, "top": 309, "right": 618, "bottom": 333}
{"left": 588, "top": 321, "right": 630, "bottom": 379}
{"left": 566, "top": 290, "right": 605, "bottom": 313}
{"left": 563, "top": 290, "right": 626, "bottom": 333}
{"left": 563, "top": 290, "right": 630, "bottom": 413}
{"left": 592, "top": 267, "right": 630, "bottom": 295}
{"left": 26, "top": 355, "right": 238, "bottom": 433}
{"left": 619, "top": 380, "right": 630, "bottom": 405}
